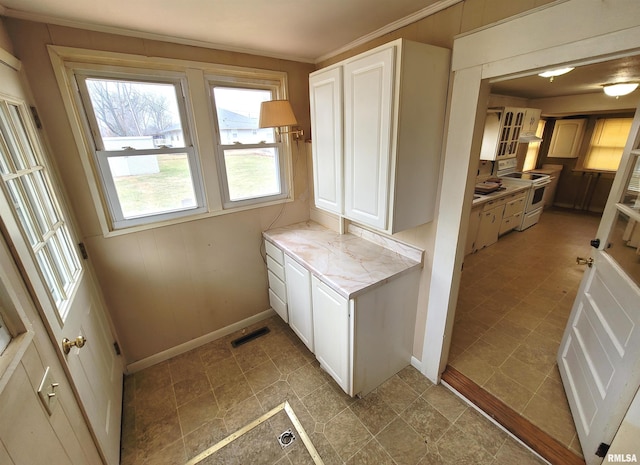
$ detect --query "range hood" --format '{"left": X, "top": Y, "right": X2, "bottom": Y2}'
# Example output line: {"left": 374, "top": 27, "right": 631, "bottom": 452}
{"left": 518, "top": 108, "right": 543, "bottom": 143}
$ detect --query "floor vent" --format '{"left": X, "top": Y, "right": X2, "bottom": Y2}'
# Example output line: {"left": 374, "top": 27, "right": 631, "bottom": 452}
{"left": 230, "top": 326, "right": 270, "bottom": 348}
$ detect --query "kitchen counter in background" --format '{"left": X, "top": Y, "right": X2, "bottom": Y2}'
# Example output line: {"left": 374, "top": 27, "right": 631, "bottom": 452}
{"left": 263, "top": 221, "right": 423, "bottom": 299}
{"left": 472, "top": 182, "right": 529, "bottom": 207}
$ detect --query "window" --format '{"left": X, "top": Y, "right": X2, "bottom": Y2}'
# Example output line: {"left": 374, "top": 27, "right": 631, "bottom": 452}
{"left": 75, "top": 73, "right": 207, "bottom": 229}
{"left": 210, "top": 85, "right": 287, "bottom": 207}
{"left": 522, "top": 119, "right": 546, "bottom": 171}
{"left": 582, "top": 117, "right": 633, "bottom": 171}
{"left": 0, "top": 100, "right": 82, "bottom": 319}
{"left": 51, "top": 47, "right": 294, "bottom": 234}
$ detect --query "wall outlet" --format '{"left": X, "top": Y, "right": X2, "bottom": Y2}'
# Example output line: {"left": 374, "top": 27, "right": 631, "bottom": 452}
{"left": 37, "top": 366, "right": 59, "bottom": 415}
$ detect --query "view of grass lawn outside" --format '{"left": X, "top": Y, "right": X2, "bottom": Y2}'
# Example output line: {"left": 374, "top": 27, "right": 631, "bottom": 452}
{"left": 113, "top": 150, "right": 279, "bottom": 218}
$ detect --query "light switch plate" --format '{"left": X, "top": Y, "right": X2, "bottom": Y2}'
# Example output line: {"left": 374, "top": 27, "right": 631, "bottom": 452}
{"left": 37, "top": 366, "right": 58, "bottom": 415}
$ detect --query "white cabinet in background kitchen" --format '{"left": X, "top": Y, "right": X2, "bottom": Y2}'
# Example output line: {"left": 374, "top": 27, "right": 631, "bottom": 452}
{"left": 480, "top": 107, "right": 527, "bottom": 160}
{"left": 284, "top": 254, "right": 314, "bottom": 351}
{"left": 465, "top": 204, "right": 482, "bottom": 255}
{"left": 475, "top": 200, "right": 505, "bottom": 250}
{"left": 310, "top": 67, "right": 342, "bottom": 214}
{"left": 312, "top": 276, "right": 351, "bottom": 393}
{"left": 499, "top": 192, "right": 526, "bottom": 235}
{"left": 548, "top": 118, "right": 586, "bottom": 158}
{"left": 310, "top": 38, "right": 450, "bottom": 234}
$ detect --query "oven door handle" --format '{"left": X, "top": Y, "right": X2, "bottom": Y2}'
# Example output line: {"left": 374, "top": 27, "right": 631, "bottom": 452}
{"left": 535, "top": 179, "right": 552, "bottom": 187}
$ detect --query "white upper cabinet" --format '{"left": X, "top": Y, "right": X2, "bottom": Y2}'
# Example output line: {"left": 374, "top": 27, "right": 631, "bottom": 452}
{"left": 310, "top": 39, "right": 450, "bottom": 234}
{"left": 344, "top": 46, "right": 395, "bottom": 230}
{"left": 310, "top": 67, "right": 343, "bottom": 214}
{"left": 480, "top": 107, "right": 527, "bottom": 160}
{"left": 548, "top": 118, "right": 586, "bottom": 158}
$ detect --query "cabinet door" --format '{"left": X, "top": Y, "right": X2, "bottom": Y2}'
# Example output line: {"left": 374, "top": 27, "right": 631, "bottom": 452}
{"left": 312, "top": 276, "right": 351, "bottom": 394}
{"left": 284, "top": 254, "right": 313, "bottom": 351}
{"left": 310, "top": 67, "right": 343, "bottom": 214}
{"left": 465, "top": 205, "right": 482, "bottom": 255}
{"left": 548, "top": 119, "right": 586, "bottom": 158}
{"left": 475, "top": 206, "right": 503, "bottom": 250}
{"left": 343, "top": 45, "right": 395, "bottom": 230}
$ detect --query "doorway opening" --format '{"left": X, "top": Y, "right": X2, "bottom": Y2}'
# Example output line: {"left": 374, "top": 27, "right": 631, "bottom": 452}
{"left": 444, "top": 55, "right": 638, "bottom": 463}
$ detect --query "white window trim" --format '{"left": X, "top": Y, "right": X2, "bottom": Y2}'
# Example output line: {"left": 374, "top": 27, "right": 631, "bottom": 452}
{"left": 48, "top": 45, "right": 295, "bottom": 237}
{"left": 207, "top": 77, "right": 292, "bottom": 209}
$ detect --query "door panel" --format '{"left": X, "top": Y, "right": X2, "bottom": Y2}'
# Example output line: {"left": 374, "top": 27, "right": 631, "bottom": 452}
{"left": 558, "top": 101, "right": 640, "bottom": 465}
{"left": 0, "top": 62, "right": 122, "bottom": 464}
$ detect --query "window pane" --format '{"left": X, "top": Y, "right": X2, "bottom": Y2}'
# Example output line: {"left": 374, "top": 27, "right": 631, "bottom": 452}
{"left": 8, "top": 104, "right": 38, "bottom": 167}
{"left": 606, "top": 210, "right": 640, "bottom": 287}
{"left": 212, "top": 87, "right": 275, "bottom": 145}
{"left": 224, "top": 148, "right": 280, "bottom": 201}
{"left": 107, "top": 153, "right": 198, "bottom": 218}
{"left": 622, "top": 154, "right": 640, "bottom": 210}
{"left": 584, "top": 118, "right": 633, "bottom": 171}
{"left": 21, "top": 175, "right": 50, "bottom": 234}
{"left": 36, "top": 249, "right": 63, "bottom": 307}
{"left": 56, "top": 228, "right": 81, "bottom": 278}
{"left": 6, "top": 179, "right": 39, "bottom": 246}
{"left": 46, "top": 237, "right": 72, "bottom": 291}
{"left": 84, "top": 78, "right": 186, "bottom": 149}
{"left": 0, "top": 107, "right": 26, "bottom": 171}
{"left": 32, "top": 170, "right": 59, "bottom": 226}
{"left": 0, "top": 130, "right": 13, "bottom": 175}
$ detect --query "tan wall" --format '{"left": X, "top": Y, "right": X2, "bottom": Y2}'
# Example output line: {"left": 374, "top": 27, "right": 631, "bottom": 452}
{"left": 5, "top": 0, "right": 551, "bottom": 366}
{"left": 5, "top": 18, "right": 315, "bottom": 364}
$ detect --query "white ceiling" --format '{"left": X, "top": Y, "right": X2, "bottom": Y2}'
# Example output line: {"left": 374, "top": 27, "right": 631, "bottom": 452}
{"left": 0, "top": 0, "right": 457, "bottom": 63}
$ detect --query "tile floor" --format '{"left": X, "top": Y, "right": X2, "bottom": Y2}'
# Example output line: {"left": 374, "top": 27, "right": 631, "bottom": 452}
{"left": 121, "top": 315, "right": 547, "bottom": 465}
{"left": 450, "top": 207, "right": 601, "bottom": 458}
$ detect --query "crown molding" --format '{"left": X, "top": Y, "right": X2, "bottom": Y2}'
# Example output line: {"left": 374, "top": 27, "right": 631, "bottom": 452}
{"left": 314, "top": 0, "right": 463, "bottom": 63}
{"left": 3, "top": 0, "right": 462, "bottom": 65}
{"left": 1, "top": 8, "right": 316, "bottom": 63}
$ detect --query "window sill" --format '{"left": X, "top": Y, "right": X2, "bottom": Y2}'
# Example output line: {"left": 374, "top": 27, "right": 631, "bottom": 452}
{"left": 0, "top": 328, "right": 35, "bottom": 395}
{"left": 102, "top": 195, "right": 295, "bottom": 238}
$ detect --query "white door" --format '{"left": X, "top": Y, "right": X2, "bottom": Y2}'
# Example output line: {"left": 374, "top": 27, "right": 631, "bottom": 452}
{"left": 558, "top": 102, "right": 640, "bottom": 465}
{"left": 284, "top": 254, "right": 313, "bottom": 351}
{"left": 0, "top": 62, "right": 122, "bottom": 464}
{"left": 343, "top": 46, "right": 394, "bottom": 230}
{"left": 310, "top": 66, "right": 343, "bottom": 214}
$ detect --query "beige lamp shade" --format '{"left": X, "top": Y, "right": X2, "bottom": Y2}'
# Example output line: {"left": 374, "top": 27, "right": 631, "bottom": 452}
{"left": 259, "top": 100, "right": 298, "bottom": 128}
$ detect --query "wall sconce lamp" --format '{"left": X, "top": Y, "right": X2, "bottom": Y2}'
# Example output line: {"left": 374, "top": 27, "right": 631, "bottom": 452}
{"left": 602, "top": 82, "right": 639, "bottom": 98}
{"left": 259, "top": 100, "right": 304, "bottom": 141}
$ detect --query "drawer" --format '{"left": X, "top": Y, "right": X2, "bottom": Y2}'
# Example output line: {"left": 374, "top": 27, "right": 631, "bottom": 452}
{"left": 267, "top": 270, "right": 287, "bottom": 302}
{"left": 482, "top": 196, "right": 507, "bottom": 212}
{"left": 264, "top": 240, "right": 284, "bottom": 265}
{"left": 269, "top": 289, "right": 288, "bottom": 323}
{"left": 504, "top": 195, "right": 526, "bottom": 217}
{"left": 266, "top": 255, "right": 285, "bottom": 281}
{"left": 499, "top": 211, "right": 522, "bottom": 235}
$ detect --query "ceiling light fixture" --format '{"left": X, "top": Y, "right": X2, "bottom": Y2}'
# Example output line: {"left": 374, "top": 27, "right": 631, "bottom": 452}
{"left": 259, "top": 100, "right": 304, "bottom": 141}
{"left": 538, "top": 67, "right": 575, "bottom": 82}
{"left": 602, "top": 82, "right": 639, "bottom": 98}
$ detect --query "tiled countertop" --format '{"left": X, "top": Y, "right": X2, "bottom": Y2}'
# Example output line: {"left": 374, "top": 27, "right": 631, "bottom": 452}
{"left": 263, "top": 221, "right": 422, "bottom": 299}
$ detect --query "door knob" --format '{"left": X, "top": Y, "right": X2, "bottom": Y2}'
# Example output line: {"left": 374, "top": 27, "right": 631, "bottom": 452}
{"left": 62, "top": 336, "right": 87, "bottom": 354}
{"left": 576, "top": 257, "right": 594, "bottom": 267}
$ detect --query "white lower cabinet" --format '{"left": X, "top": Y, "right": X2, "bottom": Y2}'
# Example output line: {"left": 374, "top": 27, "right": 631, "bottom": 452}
{"left": 312, "top": 276, "right": 351, "bottom": 393}
{"left": 264, "top": 239, "right": 419, "bottom": 397}
{"left": 284, "top": 254, "right": 314, "bottom": 351}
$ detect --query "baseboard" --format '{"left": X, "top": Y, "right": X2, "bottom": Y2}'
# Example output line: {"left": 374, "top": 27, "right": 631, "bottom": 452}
{"left": 126, "top": 309, "right": 276, "bottom": 373}
{"left": 410, "top": 356, "right": 423, "bottom": 373}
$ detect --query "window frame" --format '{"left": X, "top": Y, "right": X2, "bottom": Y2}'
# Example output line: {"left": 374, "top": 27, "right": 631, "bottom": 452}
{"left": 0, "top": 98, "right": 83, "bottom": 322}
{"left": 74, "top": 70, "right": 208, "bottom": 229}
{"left": 208, "top": 78, "right": 291, "bottom": 209}
{"left": 49, "top": 46, "right": 295, "bottom": 237}
{"left": 578, "top": 116, "right": 634, "bottom": 173}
